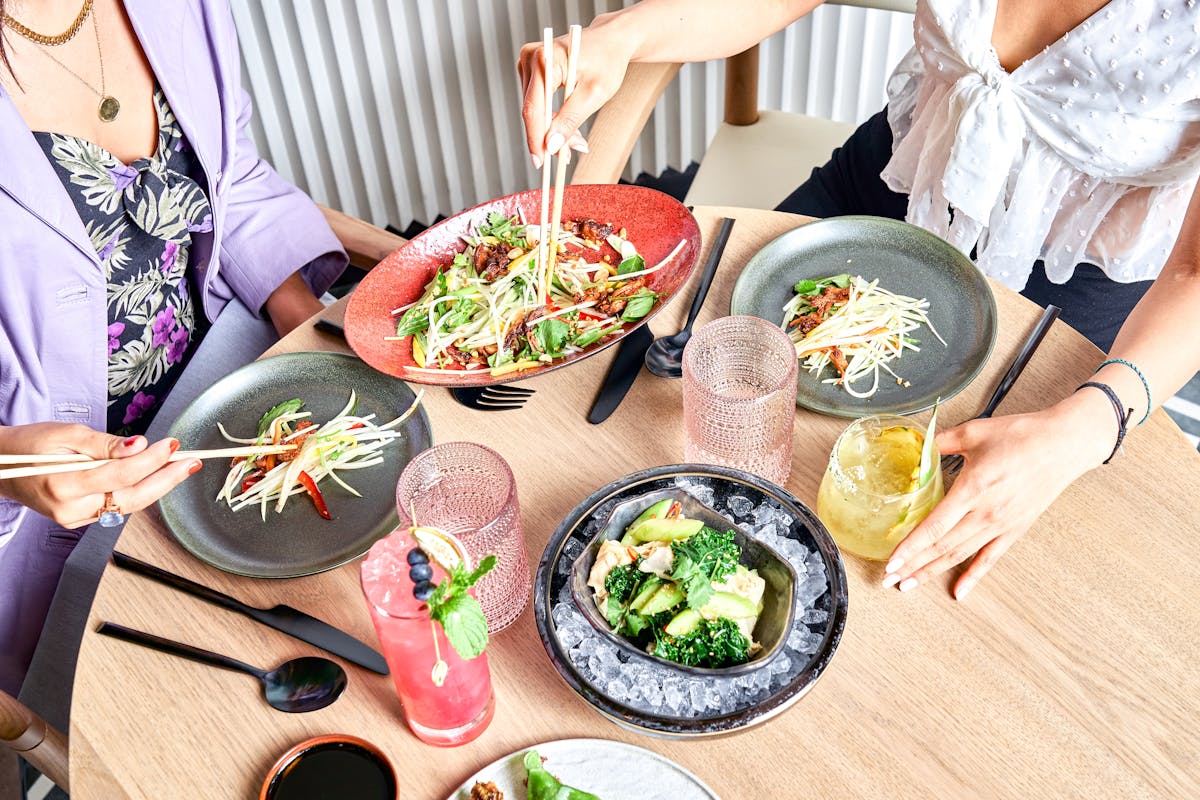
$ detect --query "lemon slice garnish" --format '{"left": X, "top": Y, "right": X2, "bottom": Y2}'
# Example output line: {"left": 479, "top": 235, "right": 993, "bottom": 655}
{"left": 411, "top": 526, "right": 470, "bottom": 573}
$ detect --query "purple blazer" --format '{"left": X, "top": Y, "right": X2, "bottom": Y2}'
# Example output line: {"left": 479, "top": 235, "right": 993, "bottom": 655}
{"left": 0, "top": 0, "right": 348, "bottom": 693}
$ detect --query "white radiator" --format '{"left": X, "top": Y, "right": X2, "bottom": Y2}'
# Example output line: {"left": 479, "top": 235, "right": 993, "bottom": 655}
{"left": 230, "top": 1, "right": 913, "bottom": 231}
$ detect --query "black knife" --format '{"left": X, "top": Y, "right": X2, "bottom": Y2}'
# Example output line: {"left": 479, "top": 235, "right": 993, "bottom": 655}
{"left": 111, "top": 551, "right": 388, "bottom": 675}
{"left": 588, "top": 325, "right": 654, "bottom": 424}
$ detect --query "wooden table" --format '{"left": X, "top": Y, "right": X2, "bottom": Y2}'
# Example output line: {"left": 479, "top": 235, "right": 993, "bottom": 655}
{"left": 71, "top": 207, "right": 1200, "bottom": 799}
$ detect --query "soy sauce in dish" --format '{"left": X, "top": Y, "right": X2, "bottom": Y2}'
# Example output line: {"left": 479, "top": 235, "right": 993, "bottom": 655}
{"left": 264, "top": 739, "right": 396, "bottom": 800}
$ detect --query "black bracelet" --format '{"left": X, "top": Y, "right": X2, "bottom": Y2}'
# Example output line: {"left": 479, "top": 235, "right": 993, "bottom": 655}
{"left": 1077, "top": 381, "right": 1134, "bottom": 465}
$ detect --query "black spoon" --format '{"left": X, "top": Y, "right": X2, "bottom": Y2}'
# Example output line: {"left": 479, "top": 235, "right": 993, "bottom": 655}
{"left": 97, "top": 622, "right": 347, "bottom": 713}
{"left": 645, "top": 216, "right": 736, "bottom": 378}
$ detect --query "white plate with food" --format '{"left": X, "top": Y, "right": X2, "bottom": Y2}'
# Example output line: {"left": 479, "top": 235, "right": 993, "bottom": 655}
{"left": 730, "top": 215, "right": 997, "bottom": 417}
{"left": 450, "top": 738, "right": 719, "bottom": 800}
{"left": 158, "top": 351, "right": 432, "bottom": 578}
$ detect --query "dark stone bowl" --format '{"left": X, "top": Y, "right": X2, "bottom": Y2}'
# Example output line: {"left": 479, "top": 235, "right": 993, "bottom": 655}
{"left": 569, "top": 487, "right": 796, "bottom": 676}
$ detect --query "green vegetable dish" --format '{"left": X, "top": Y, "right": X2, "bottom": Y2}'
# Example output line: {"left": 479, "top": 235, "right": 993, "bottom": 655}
{"left": 587, "top": 499, "right": 766, "bottom": 669}
{"left": 393, "top": 211, "right": 688, "bottom": 378}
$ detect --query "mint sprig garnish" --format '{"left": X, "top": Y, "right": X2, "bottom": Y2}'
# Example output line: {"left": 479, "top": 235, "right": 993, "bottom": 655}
{"left": 426, "top": 555, "right": 497, "bottom": 660}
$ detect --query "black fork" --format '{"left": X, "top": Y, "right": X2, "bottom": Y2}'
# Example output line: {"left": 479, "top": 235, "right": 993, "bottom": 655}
{"left": 312, "top": 318, "right": 535, "bottom": 411}
{"left": 449, "top": 385, "right": 534, "bottom": 411}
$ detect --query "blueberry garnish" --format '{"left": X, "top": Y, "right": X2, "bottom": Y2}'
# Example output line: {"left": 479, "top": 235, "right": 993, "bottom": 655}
{"left": 413, "top": 580, "right": 435, "bottom": 602}
{"left": 409, "top": 562, "right": 433, "bottom": 582}
{"left": 407, "top": 548, "right": 429, "bottom": 566}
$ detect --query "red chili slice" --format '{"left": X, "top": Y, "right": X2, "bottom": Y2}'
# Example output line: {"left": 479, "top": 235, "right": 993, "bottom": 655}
{"left": 298, "top": 470, "right": 332, "bottom": 520}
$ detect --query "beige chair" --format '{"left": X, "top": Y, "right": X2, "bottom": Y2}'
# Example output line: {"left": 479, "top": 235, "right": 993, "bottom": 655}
{"left": 572, "top": 0, "right": 915, "bottom": 207}
{"left": 1, "top": 690, "right": 67, "bottom": 793}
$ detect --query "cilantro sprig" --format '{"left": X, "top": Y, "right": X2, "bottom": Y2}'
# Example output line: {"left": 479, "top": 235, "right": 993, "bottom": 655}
{"left": 425, "top": 555, "right": 497, "bottom": 660}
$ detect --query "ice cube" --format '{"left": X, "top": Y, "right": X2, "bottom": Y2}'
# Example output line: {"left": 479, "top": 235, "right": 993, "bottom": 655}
{"left": 674, "top": 478, "right": 716, "bottom": 507}
{"left": 726, "top": 494, "right": 753, "bottom": 517}
{"left": 688, "top": 680, "right": 707, "bottom": 708}
{"left": 802, "top": 608, "right": 829, "bottom": 624}
{"left": 662, "top": 677, "right": 686, "bottom": 711}
{"left": 606, "top": 679, "right": 629, "bottom": 702}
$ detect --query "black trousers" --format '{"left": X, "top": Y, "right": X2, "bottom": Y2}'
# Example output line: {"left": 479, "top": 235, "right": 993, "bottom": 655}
{"left": 775, "top": 110, "right": 1154, "bottom": 352}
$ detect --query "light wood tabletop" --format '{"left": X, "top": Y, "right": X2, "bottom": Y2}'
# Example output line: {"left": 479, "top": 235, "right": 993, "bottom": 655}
{"left": 71, "top": 207, "right": 1200, "bottom": 799}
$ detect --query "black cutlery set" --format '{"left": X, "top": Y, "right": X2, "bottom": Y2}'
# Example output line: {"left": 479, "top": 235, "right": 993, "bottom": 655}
{"left": 100, "top": 551, "right": 387, "bottom": 713}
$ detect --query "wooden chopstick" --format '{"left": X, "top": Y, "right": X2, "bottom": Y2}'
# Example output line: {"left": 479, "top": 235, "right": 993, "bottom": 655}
{"left": 0, "top": 444, "right": 297, "bottom": 480}
{"left": 538, "top": 26, "right": 554, "bottom": 300}
{"left": 545, "top": 24, "right": 582, "bottom": 294}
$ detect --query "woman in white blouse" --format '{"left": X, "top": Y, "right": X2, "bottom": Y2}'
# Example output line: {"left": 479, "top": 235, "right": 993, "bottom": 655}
{"left": 518, "top": 0, "right": 1200, "bottom": 598}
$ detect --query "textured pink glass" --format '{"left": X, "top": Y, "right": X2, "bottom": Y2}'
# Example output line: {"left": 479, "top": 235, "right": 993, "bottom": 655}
{"left": 395, "top": 442, "right": 529, "bottom": 633}
{"left": 682, "top": 315, "right": 798, "bottom": 485}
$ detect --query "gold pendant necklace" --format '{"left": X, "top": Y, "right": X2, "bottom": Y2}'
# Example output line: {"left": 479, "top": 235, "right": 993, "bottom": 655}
{"left": 30, "top": 9, "right": 118, "bottom": 122}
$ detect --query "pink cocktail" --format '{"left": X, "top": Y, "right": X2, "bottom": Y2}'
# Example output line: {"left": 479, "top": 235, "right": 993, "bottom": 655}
{"left": 361, "top": 529, "right": 494, "bottom": 746}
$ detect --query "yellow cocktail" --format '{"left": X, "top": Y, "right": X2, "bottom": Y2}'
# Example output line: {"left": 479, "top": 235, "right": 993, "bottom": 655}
{"left": 816, "top": 414, "right": 944, "bottom": 561}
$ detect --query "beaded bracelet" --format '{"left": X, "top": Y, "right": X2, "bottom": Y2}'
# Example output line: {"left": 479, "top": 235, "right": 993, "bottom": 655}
{"left": 1095, "top": 358, "right": 1151, "bottom": 425}
{"left": 1078, "top": 381, "right": 1134, "bottom": 464}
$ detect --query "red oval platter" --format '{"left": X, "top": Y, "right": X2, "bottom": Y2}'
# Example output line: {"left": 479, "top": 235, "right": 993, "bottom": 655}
{"left": 344, "top": 184, "right": 702, "bottom": 386}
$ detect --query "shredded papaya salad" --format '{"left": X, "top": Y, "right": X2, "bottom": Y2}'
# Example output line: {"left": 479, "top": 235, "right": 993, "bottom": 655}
{"left": 390, "top": 212, "right": 686, "bottom": 376}
{"left": 217, "top": 391, "right": 423, "bottom": 520}
{"left": 781, "top": 274, "right": 946, "bottom": 399}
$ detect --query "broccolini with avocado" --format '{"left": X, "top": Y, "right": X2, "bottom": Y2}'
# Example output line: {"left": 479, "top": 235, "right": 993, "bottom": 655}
{"left": 587, "top": 498, "right": 766, "bottom": 669}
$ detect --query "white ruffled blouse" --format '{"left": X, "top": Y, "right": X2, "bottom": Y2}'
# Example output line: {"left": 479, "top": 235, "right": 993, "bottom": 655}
{"left": 882, "top": 0, "right": 1200, "bottom": 290}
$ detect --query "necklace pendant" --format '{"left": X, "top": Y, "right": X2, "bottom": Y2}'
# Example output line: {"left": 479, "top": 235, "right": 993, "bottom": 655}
{"left": 98, "top": 96, "right": 120, "bottom": 122}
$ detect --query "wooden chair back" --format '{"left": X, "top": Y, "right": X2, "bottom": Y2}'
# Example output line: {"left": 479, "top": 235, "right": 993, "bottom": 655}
{"left": 0, "top": 690, "right": 68, "bottom": 792}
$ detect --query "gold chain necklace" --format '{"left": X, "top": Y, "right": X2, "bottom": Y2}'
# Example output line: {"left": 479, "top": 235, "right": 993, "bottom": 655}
{"left": 2, "top": 0, "right": 94, "bottom": 46}
{"left": 30, "top": 11, "right": 119, "bottom": 122}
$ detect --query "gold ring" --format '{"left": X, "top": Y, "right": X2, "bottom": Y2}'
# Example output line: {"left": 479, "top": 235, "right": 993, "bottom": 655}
{"left": 97, "top": 492, "right": 124, "bottom": 528}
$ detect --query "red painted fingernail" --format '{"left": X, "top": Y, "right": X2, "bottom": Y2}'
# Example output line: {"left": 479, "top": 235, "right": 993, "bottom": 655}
{"left": 187, "top": 460, "right": 202, "bottom": 475}
{"left": 168, "top": 439, "right": 180, "bottom": 454}
{"left": 123, "top": 436, "right": 141, "bottom": 447}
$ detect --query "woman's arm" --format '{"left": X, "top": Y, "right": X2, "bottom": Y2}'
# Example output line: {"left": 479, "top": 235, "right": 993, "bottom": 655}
{"left": 517, "top": 0, "right": 824, "bottom": 163}
{"left": 885, "top": 179, "right": 1200, "bottom": 599}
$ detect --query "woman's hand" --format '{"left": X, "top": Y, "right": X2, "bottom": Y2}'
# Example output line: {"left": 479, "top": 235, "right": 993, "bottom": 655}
{"left": 882, "top": 392, "right": 1114, "bottom": 599}
{"left": 517, "top": 19, "right": 634, "bottom": 167}
{"left": 0, "top": 424, "right": 201, "bottom": 528}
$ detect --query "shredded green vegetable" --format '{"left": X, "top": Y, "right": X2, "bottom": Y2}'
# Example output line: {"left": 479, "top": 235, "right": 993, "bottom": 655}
{"left": 781, "top": 275, "right": 946, "bottom": 398}
{"left": 392, "top": 214, "right": 686, "bottom": 376}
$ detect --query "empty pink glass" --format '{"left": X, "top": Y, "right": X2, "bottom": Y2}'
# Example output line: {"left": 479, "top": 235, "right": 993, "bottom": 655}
{"left": 682, "top": 315, "right": 798, "bottom": 485}
{"left": 395, "top": 442, "right": 530, "bottom": 633}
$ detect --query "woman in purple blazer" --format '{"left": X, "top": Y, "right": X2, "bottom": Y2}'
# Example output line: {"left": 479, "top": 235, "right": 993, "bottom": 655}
{"left": 0, "top": 0, "right": 348, "bottom": 694}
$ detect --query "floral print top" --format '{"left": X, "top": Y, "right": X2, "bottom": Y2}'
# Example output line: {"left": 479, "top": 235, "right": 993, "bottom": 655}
{"left": 34, "top": 89, "right": 213, "bottom": 436}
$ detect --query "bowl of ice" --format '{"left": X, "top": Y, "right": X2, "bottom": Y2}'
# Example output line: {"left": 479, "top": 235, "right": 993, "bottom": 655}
{"left": 535, "top": 464, "right": 848, "bottom": 737}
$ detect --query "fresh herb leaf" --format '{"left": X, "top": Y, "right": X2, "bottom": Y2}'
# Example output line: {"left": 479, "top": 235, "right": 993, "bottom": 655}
{"left": 620, "top": 288, "right": 658, "bottom": 322}
{"left": 669, "top": 527, "right": 740, "bottom": 610}
{"left": 572, "top": 323, "right": 624, "bottom": 348}
{"left": 256, "top": 399, "right": 304, "bottom": 437}
{"left": 452, "top": 252, "right": 470, "bottom": 270}
{"left": 396, "top": 305, "right": 429, "bottom": 337}
{"left": 532, "top": 318, "right": 570, "bottom": 356}
{"left": 426, "top": 555, "right": 497, "bottom": 659}
{"left": 478, "top": 213, "right": 525, "bottom": 248}
{"left": 794, "top": 273, "right": 852, "bottom": 296}
{"left": 617, "top": 254, "right": 645, "bottom": 275}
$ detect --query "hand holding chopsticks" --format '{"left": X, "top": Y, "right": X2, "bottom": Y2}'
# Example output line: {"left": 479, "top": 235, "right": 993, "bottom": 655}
{"left": 0, "top": 425, "right": 208, "bottom": 529}
{"left": 0, "top": 443, "right": 296, "bottom": 480}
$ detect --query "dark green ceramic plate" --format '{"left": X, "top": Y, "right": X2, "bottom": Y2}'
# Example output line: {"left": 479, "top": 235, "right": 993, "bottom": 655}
{"left": 159, "top": 352, "right": 432, "bottom": 578}
{"left": 730, "top": 216, "right": 997, "bottom": 417}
